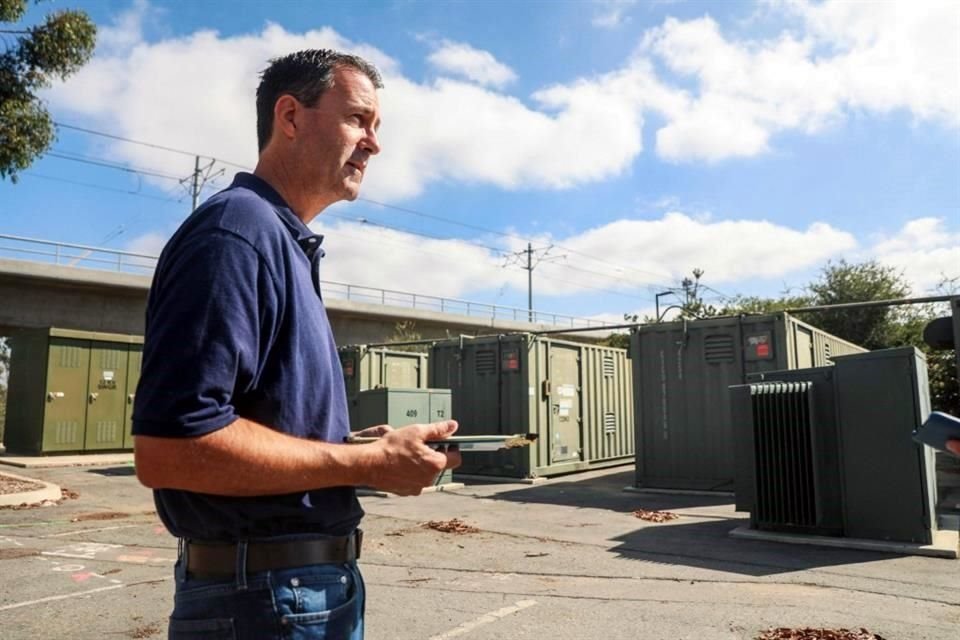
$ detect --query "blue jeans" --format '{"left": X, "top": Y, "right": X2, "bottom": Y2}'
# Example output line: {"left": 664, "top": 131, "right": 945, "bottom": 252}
{"left": 168, "top": 542, "right": 365, "bottom": 640}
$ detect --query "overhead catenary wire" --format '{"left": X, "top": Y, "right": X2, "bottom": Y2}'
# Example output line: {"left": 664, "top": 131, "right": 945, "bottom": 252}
{"left": 21, "top": 172, "right": 182, "bottom": 203}
{"left": 52, "top": 122, "right": 676, "bottom": 280}
{"left": 49, "top": 120, "right": 687, "bottom": 297}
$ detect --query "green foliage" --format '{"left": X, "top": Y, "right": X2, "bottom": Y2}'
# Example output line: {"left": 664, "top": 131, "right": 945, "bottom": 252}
{"left": 718, "top": 293, "right": 813, "bottom": 316}
{"left": 801, "top": 260, "right": 911, "bottom": 350}
{"left": 1, "top": 0, "right": 96, "bottom": 181}
{"left": 600, "top": 331, "right": 631, "bottom": 350}
{"left": 386, "top": 321, "right": 429, "bottom": 353}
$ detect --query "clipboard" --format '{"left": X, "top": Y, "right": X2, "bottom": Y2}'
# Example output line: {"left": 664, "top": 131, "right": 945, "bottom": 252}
{"left": 345, "top": 433, "right": 538, "bottom": 452}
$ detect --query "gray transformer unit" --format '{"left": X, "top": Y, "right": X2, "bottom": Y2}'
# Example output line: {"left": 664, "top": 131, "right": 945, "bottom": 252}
{"left": 731, "top": 347, "right": 937, "bottom": 545}
{"left": 430, "top": 334, "right": 634, "bottom": 478}
{"left": 631, "top": 313, "right": 865, "bottom": 491}
{"left": 338, "top": 345, "right": 429, "bottom": 430}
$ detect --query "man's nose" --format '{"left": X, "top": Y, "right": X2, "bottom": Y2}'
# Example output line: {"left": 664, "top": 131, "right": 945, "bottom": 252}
{"left": 362, "top": 127, "right": 381, "bottom": 156}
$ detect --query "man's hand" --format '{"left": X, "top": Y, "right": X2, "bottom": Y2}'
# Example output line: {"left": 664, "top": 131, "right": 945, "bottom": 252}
{"left": 366, "top": 420, "right": 462, "bottom": 496}
{"left": 947, "top": 440, "right": 960, "bottom": 457}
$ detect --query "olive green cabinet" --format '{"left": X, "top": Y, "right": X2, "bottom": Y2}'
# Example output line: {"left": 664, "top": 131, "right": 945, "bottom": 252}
{"left": 5, "top": 328, "right": 143, "bottom": 454}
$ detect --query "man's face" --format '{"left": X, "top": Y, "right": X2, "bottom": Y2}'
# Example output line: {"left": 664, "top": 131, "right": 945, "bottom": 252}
{"left": 295, "top": 66, "right": 382, "bottom": 203}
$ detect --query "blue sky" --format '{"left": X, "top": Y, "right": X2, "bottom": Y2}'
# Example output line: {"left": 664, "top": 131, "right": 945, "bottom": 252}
{"left": 2, "top": 0, "right": 958, "bottom": 322}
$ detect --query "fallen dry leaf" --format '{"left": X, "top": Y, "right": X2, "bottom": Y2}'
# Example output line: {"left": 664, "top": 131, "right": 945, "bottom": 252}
{"left": 757, "top": 627, "right": 887, "bottom": 640}
{"left": 421, "top": 518, "right": 479, "bottom": 534}
{"left": 633, "top": 509, "right": 679, "bottom": 523}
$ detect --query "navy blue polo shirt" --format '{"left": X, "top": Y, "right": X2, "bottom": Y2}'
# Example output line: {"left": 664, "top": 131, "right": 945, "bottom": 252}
{"left": 132, "top": 172, "right": 361, "bottom": 541}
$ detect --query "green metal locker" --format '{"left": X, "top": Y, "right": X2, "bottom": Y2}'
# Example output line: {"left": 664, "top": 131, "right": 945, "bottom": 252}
{"left": 123, "top": 345, "right": 143, "bottom": 450}
{"left": 84, "top": 341, "right": 129, "bottom": 451}
{"left": 4, "top": 328, "right": 143, "bottom": 454}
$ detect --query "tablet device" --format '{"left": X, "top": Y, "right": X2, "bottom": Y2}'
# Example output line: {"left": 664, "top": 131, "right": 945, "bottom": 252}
{"left": 912, "top": 412, "right": 960, "bottom": 454}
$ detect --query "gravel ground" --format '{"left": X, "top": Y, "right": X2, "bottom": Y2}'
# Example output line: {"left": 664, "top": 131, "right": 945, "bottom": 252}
{"left": 0, "top": 473, "right": 45, "bottom": 495}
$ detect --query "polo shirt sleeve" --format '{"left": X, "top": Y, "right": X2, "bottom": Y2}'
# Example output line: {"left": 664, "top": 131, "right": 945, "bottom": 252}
{"left": 132, "top": 230, "right": 280, "bottom": 438}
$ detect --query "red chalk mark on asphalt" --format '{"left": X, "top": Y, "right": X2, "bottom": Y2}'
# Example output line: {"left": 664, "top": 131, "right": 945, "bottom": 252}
{"left": 71, "top": 572, "right": 93, "bottom": 582}
{"left": 154, "top": 526, "right": 167, "bottom": 535}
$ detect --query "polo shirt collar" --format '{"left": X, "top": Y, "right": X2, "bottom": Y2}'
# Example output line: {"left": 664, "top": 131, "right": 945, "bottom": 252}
{"left": 230, "top": 172, "right": 326, "bottom": 260}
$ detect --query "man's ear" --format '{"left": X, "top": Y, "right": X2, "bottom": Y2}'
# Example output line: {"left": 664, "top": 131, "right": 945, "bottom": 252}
{"left": 273, "top": 95, "right": 299, "bottom": 142}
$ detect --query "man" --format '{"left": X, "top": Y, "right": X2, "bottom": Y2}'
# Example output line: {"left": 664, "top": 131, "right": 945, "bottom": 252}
{"left": 132, "top": 49, "right": 461, "bottom": 640}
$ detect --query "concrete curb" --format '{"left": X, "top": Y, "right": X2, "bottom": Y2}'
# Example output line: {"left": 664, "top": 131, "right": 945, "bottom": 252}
{"left": 730, "top": 524, "right": 960, "bottom": 559}
{"left": 0, "top": 470, "right": 62, "bottom": 507}
{"left": 0, "top": 453, "right": 134, "bottom": 469}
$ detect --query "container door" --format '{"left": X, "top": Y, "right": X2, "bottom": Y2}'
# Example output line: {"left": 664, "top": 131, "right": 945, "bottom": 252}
{"left": 384, "top": 354, "right": 420, "bottom": 389}
{"left": 428, "top": 390, "right": 451, "bottom": 422}
{"left": 794, "top": 327, "right": 813, "bottom": 369}
{"left": 548, "top": 345, "right": 582, "bottom": 464}
{"left": 42, "top": 338, "right": 90, "bottom": 452}
{"left": 84, "top": 341, "right": 128, "bottom": 451}
{"left": 122, "top": 345, "right": 142, "bottom": 449}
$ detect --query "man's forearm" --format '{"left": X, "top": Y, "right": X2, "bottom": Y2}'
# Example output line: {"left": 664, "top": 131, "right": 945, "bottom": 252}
{"left": 134, "top": 418, "right": 380, "bottom": 496}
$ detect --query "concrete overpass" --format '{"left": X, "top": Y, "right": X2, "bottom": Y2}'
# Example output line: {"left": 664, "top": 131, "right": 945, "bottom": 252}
{"left": 0, "top": 257, "right": 614, "bottom": 345}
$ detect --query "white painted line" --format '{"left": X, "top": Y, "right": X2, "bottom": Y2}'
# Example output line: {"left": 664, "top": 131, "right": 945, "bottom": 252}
{"left": 427, "top": 600, "right": 538, "bottom": 640}
{"left": 0, "top": 584, "right": 124, "bottom": 612}
{"left": 43, "top": 524, "right": 142, "bottom": 538}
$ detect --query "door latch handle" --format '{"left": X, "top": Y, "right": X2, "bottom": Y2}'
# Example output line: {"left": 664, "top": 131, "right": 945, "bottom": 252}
{"left": 88, "top": 393, "right": 99, "bottom": 403}
{"left": 47, "top": 391, "right": 65, "bottom": 401}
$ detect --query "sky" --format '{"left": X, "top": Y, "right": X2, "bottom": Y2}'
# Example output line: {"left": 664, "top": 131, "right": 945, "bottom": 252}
{"left": 1, "top": 0, "right": 958, "bottom": 323}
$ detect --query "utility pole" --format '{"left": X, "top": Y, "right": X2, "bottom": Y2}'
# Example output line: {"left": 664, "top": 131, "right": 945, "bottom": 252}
{"left": 182, "top": 156, "right": 225, "bottom": 212}
{"left": 504, "top": 243, "right": 565, "bottom": 323}
{"left": 191, "top": 155, "right": 201, "bottom": 212}
{"left": 527, "top": 243, "right": 533, "bottom": 322}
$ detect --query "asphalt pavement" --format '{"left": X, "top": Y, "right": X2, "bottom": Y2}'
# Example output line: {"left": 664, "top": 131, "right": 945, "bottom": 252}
{"left": 0, "top": 462, "right": 957, "bottom": 640}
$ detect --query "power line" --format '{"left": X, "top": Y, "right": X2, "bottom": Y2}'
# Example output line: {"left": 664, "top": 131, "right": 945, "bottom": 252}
{"left": 46, "top": 151, "right": 185, "bottom": 182}
{"left": 20, "top": 172, "right": 181, "bottom": 203}
{"left": 50, "top": 120, "right": 683, "bottom": 287}
{"left": 324, "top": 213, "right": 510, "bottom": 255}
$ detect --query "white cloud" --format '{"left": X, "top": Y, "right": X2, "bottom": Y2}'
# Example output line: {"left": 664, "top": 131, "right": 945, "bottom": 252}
{"left": 45, "top": 0, "right": 959, "bottom": 199}
{"left": 49, "top": 13, "right": 648, "bottom": 200}
{"left": 642, "top": 1, "right": 960, "bottom": 162}
{"left": 299, "top": 211, "right": 858, "bottom": 301}
{"left": 592, "top": 1, "right": 638, "bottom": 29}
{"left": 867, "top": 217, "right": 960, "bottom": 294}
{"left": 426, "top": 40, "right": 516, "bottom": 88}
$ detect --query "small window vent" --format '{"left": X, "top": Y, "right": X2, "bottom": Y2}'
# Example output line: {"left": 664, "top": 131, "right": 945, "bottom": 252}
{"left": 602, "top": 354, "right": 615, "bottom": 377}
{"left": 704, "top": 335, "right": 735, "bottom": 364}
{"left": 475, "top": 350, "right": 496, "bottom": 374}
{"left": 604, "top": 412, "right": 617, "bottom": 433}
{"left": 824, "top": 342, "right": 832, "bottom": 362}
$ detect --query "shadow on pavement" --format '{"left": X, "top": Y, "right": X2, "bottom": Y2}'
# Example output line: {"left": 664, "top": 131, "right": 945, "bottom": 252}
{"left": 87, "top": 465, "right": 137, "bottom": 477}
{"left": 607, "top": 518, "right": 901, "bottom": 576}
{"left": 480, "top": 468, "right": 735, "bottom": 511}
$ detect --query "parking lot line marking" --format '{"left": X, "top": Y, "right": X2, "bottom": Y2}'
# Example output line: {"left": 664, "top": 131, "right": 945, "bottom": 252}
{"left": 43, "top": 524, "right": 142, "bottom": 538}
{"left": 426, "top": 600, "right": 537, "bottom": 640}
{"left": 0, "top": 584, "right": 124, "bottom": 613}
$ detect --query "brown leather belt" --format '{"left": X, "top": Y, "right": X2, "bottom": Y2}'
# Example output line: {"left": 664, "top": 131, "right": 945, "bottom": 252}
{"left": 185, "top": 530, "right": 362, "bottom": 579}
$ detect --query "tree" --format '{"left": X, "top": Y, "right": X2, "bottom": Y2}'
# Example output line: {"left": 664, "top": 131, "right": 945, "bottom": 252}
{"left": 802, "top": 260, "right": 911, "bottom": 350}
{"left": 1, "top": 0, "right": 96, "bottom": 182}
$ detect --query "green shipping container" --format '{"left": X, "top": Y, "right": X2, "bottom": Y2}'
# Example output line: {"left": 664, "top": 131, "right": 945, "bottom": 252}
{"left": 4, "top": 328, "right": 143, "bottom": 454}
{"left": 631, "top": 312, "right": 866, "bottom": 491}
{"left": 430, "top": 334, "right": 634, "bottom": 479}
